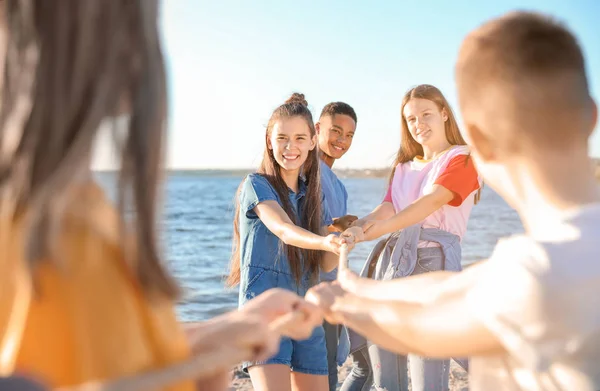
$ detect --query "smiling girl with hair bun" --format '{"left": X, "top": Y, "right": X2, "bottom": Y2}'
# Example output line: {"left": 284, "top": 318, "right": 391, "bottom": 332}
{"left": 227, "top": 92, "right": 345, "bottom": 391}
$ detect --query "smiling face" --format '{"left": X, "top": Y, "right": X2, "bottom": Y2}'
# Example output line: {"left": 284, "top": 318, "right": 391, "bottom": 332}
{"left": 402, "top": 98, "right": 449, "bottom": 148}
{"left": 268, "top": 116, "right": 316, "bottom": 173}
{"left": 316, "top": 114, "right": 356, "bottom": 160}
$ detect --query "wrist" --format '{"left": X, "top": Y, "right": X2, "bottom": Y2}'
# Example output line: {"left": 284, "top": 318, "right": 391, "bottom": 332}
{"left": 363, "top": 222, "right": 377, "bottom": 241}
{"left": 353, "top": 233, "right": 364, "bottom": 244}
{"left": 355, "top": 219, "right": 368, "bottom": 229}
{"left": 319, "top": 236, "right": 330, "bottom": 251}
{"left": 332, "top": 293, "right": 370, "bottom": 324}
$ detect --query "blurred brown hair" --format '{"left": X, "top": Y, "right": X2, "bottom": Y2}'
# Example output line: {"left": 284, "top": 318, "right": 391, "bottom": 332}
{"left": 0, "top": 0, "right": 179, "bottom": 298}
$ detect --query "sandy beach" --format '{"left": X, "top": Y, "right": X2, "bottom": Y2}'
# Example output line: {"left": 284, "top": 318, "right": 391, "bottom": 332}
{"left": 228, "top": 358, "right": 469, "bottom": 391}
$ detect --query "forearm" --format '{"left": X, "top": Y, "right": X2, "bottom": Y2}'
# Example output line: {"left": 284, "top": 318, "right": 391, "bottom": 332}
{"left": 343, "top": 260, "right": 486, "bottom": 303}
{"left": 332, "top": 297, "right": 423, "bottom": 356}
{"left": 58, "top": 346, "right": 244, "bottom": 391}
{"left": 278, "top": 223, "right": 325, "bottom": 251}
{"left": 355, "top": 203, "right": 395, "bottom": 227}
{"left": 344, "top": 271, "right": 456, "bottom": 302}
{"left": 254, "top": 202, "right": 327, "bottom": 251}
{"left": 333, "top": 262, "right": 498, "bottom": 358}
{"left": 184, "top": 316, "right": 230, "bottom": 353}
{"left": 364, "top": 194, "right": 447, "bottom": 241}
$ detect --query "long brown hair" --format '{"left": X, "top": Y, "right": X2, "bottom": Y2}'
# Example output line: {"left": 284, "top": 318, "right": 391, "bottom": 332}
{"left": 226, "top": 93, "right": 323, "bottom": 287}
{"left": 389, "top": 84, "right": 481, "bottom": 202}
{"left": 0, "top": 1, "right": 179, "bottom": 298}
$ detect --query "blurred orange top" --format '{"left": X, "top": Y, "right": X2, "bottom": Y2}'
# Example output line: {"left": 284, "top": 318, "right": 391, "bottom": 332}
{"left": 0, "top": 181, "right": 195, "bottom": 390}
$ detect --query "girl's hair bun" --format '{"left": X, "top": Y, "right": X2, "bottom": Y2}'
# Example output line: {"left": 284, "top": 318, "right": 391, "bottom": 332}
{"left": 285, "top": 92, "right": 308, "bottom": 107}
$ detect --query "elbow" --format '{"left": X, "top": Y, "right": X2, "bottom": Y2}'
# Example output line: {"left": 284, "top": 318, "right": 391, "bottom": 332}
{"left": 277, "top": 224, "right": 294, "bottom": 245}
{"left": 279, "top": 231, "right": 290, "bottom": 245}
{"left": 320, "top": 253, "right": 337, "bottom": 273}
{"left": 321, "top": 262, "right": 336, "bottom": 273}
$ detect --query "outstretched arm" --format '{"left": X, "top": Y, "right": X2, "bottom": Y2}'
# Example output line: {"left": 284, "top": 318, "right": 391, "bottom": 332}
{"left": 362, "top": 185, "right": 454, "bottom": 242}
{"left": 307, "top": 264, "right": 501, "bottom": 358}
{"left": 59, "top": 288, "right": 325, "bottom": 391}
{"left": 336, "top": 261, "right": 485, "bottom": 303}
{"left": 44, "top": 346, "right": 243, "bottom": 391}
{"left": 254, "top": 201, "right": 341, "bottom": 253}
{"left": 27, "top": 349, "right": 257, "bottom": 391}
{"left": 346, "top": 154, "right": 480, "bottom": 243}
{"left": 333, "top": 290, "right": 500, "bottom": 358}
{"left": 352, "top": 202, "right": 395, "bottom": 229}
{"left": 56, "top": 345, "right": 247, "bottom": 391}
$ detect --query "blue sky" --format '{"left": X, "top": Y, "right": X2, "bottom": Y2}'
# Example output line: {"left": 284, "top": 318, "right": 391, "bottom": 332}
{"left": 93, "top": 0, "right": 600, "bottom": 170}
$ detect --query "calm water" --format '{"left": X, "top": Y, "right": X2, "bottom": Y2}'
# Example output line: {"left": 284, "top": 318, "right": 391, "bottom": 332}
{"left": 95, "top": 172, "right": 523, "bottom": 322}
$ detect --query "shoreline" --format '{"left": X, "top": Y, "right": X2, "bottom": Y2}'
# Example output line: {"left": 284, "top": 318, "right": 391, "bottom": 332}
{"left": 94, "top": 168, "right": 392, "bottom": 178}
{"left": 94, "top": 159, "right": 600, "bottom": 180}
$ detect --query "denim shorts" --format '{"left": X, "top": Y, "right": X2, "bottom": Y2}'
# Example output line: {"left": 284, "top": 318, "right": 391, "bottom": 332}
{"left": 242, "top": 322, "right": 328, "bottom": 375}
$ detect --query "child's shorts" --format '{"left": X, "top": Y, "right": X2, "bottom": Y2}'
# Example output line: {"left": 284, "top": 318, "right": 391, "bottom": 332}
{"left": 242, "top": 323, "right": 328, "bottom": 376}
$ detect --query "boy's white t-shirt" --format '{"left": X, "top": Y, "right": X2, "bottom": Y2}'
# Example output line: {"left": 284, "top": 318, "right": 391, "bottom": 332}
{"left": 467, "top": 203, "right": 600, "bottom": 391}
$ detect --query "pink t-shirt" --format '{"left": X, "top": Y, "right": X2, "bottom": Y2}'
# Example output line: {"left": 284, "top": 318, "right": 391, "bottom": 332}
{"left": 383, "top": 145, "right": 480, "bottom": 246}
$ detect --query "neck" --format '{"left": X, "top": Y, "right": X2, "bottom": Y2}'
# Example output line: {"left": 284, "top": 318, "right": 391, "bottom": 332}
{"left": 320, "top": 151, "right": 335, "bottom": 168}
{"left": 280, "top": 168, "right": 300, "bottom": 193}
{"left": 509, "top": 148, "right": 600, "bottom": 241}
{"left": 422, "top": 139, "right": 452, "bottom": 160}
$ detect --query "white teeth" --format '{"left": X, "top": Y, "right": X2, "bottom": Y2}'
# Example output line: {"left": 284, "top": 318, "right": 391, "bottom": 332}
{"left": 283, "top": 155, "right": 298, "bottom": 160}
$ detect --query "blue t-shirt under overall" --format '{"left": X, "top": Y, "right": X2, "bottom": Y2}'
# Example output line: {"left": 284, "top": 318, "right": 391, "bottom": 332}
{"left": 319, "top": 161, "right": 348, "bottom": 282}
